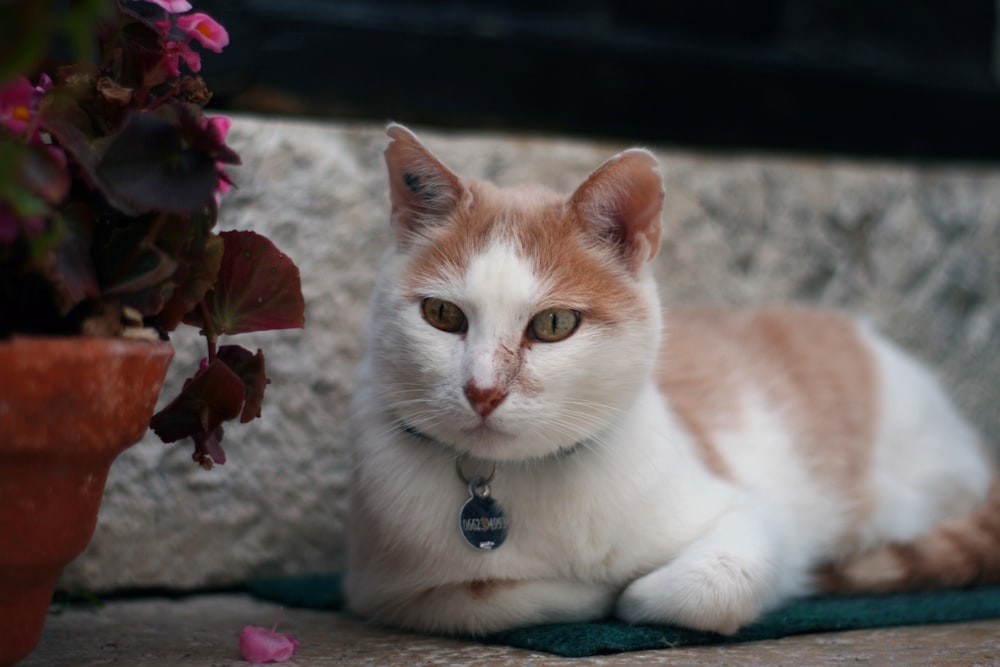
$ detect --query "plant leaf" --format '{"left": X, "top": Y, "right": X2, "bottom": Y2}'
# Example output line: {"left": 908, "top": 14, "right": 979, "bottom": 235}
{"left": 149, "top": 358, "right": 244, "bottom": 443}
{"left": 87, "top": 215, "right": 179, "bottom": 315}
{"left": 102, "top": 244, "right": 177, "bottom": 296}
{"left": 217, "top": 344, "right": 269, "bottom": 423}
{"left": 187, "top": 230, "right": 305, "bottom": 335}
{"left": 157, "top": 236, "right": 223, "bottom": 330}
{"left": 95, "top": 111, "right": 218, "bottom": 214}
{"left": 0, "top": 2, "right": 51, "bottom": 84}
{"left": 157, "top": 224, "right": 224, "bottom": 331}
{"left": 50, "top": 203, "right": 100, "bottom": 314}
{"left": 192, "top": 425, "right": 226, "bottom": 468}
{"left": 18, "top": 143, "right": 71, "bottom": 205}
{"left": 37, "top": 80, "right": 104, "bottom": 189}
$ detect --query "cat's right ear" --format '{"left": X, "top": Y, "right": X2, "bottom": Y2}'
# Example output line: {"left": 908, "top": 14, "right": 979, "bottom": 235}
{"left": 569, "top": 149, "right": 664, "bottom": 275}
{"left": 384, "top": 124, "right": 466, "bottom": 243}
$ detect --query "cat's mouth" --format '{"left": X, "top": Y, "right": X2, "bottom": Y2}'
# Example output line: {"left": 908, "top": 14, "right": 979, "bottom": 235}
{"left": 461, "top": 422, "right": 514, "bottom": 443}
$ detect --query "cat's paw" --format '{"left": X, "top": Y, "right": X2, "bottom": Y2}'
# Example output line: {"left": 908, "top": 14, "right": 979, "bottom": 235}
{"left": 615, "top": 553, "right": 771, "bottom": 635}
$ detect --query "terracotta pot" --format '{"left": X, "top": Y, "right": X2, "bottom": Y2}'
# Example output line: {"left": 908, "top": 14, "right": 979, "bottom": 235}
{"left": 0, "top": 337, "right": 174, "bottom": 667}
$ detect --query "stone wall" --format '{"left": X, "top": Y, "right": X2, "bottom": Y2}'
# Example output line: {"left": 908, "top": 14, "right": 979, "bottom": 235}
{"left": 58, "top": 116, "right": 1000, "bottom": 592}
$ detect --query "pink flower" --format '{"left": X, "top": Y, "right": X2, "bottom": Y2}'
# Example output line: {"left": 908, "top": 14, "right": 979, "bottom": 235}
{"left": 161, "top": 39, "right": 202, "bottom": 74}
{"left": 141, "top": 0, "right": 192, "bottom": 12}
{"left": 31, "top": 74, "right": 52, "bottom": 112}
{"left": 0, "top": 204, "right": 24, "bottom": 243}
{"left": 208, "top": 115, "right": 231, "bottom": 139}
{"left": 239, "top": 609, "right": 300, "bottom": 663}
{"left": 0, "top": 76, "right": 35, "bottom": 133}
{"left": 0, "top": 202, "right": 46, "bottom": 243}
{"left": 208, "top": 116, "right": 234, "bottom": 203}
{"left": 160, "top": 42, "right": 182, "bottom": 76}
{"left": 179, "top": 41, "right": 202, "bottom": 72}
{"left": 177, "top": 12, "right": 229, "bottom": 53}
{"left": 151, "top": 10, "right": 227, "bottom": 76}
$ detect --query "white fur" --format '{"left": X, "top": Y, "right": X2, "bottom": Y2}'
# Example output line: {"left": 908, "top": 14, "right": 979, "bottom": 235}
{"left": 857, "top": 326, "right": 992, "bottom": 547}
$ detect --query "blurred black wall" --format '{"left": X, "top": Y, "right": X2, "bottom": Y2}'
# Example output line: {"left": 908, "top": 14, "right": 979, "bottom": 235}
{"left": 195, "top": 0, "right": 1000, "bottom": 160}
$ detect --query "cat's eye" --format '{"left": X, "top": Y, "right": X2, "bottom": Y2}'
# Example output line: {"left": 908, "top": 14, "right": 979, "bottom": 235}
{"left": 528, "top": 308, "right": 580, "bottom": 343}
{"left": 421, "top": 297, "right": 468, "bottom": 333}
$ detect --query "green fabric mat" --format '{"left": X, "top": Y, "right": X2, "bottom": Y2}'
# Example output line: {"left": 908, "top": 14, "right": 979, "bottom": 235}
{"left": 246, "top": 575, "right": 1000, "bottom": 658}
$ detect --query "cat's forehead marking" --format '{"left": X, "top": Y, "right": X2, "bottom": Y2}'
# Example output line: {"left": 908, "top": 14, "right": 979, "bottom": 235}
{"left": 464, "top": 238, "right": 537, "bottom": 312}
{"left": 403, "top": 178, "right": 647, "bottom": 324}
{"left": 403, "top": 181, "right": 556, "bottom": 298}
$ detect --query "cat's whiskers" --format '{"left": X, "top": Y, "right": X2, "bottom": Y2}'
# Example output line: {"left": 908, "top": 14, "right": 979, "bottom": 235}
{"left": 526, "top": 402, "right": 621, "bottom": 466}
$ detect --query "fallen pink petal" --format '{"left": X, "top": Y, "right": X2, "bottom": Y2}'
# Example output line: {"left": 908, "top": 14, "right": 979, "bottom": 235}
{"left": 239, "top": 609, "right": 300, "bottom": 664}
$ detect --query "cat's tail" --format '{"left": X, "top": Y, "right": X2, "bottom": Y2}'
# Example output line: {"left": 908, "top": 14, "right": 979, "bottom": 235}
{"left": 816, "top": 475, "right": 1000, "bottom": 594}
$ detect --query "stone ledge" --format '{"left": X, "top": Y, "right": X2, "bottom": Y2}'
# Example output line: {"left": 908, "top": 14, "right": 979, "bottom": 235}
{"left": 21, "top": 594, "right": 1000, "bottom": 666}
{"left": 56, "top": 116, "right": 1000, "bottom": 593}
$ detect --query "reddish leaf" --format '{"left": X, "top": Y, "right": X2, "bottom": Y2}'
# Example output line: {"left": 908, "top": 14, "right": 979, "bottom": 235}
{"left": 158, "top": 231, "right": 224, "bottom": 331}
{"left": 217, "top": 344, "right": 269, "bottom": 423}
{"left": 102, "top": 244, "right": 178, "bottom": 297}
{"left": 192, "top": 425, "right": 226, "bottom": 469}
{"left": 37, "top": 82, "right": 102, "bottom": 189}
{"left": 187, "top": 230, "right": 304, "bottom": 335}
{"left": 50, "top": 203, "right": 100, "bottom": 315}
{"left": 150, "top": 358, "right": 244, "bottom": 443}
{"left": 19, "top": 142, "right": 70, "bottom": 205}
{"left": 95, "top": 110, "right": 223, "bottom": 215}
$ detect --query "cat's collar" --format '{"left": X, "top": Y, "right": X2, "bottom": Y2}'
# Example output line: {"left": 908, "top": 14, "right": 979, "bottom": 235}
{"left": 399, "top": 422, "right": 436, "bottom": 444}
{"left": 397, "top": 421, "right": 585, "bottom": 460}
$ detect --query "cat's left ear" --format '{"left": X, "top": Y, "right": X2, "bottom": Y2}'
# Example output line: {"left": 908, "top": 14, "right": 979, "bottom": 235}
{"left": 569, "top": 149, "right": 664, "bottom": 274}
{"left": 384, "top": 123, "right": 467, "bottom": 244}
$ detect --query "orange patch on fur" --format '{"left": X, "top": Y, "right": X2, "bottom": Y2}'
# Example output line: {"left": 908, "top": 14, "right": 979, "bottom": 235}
{"left": 466, "top": 579, "right": 513, "bottom": 600}
{"left": 659, "top": 307, "right": 879, "bottom": 501}
{"left": 817, "top": 476, "right": 1000, "bottom": 593}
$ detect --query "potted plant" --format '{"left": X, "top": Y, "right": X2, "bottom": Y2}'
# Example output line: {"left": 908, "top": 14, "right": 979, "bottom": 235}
{"left": 0, "top": 1, "right": 305, "bottom": 664}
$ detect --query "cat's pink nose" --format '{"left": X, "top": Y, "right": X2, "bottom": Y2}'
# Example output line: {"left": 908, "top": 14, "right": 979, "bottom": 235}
{"left": 464, "top": 381, "right": 508, "bottom": 418}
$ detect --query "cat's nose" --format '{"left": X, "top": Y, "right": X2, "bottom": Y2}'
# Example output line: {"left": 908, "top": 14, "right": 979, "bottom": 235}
{"left": 464, "top": 381, "right": 508, "bottom": 418}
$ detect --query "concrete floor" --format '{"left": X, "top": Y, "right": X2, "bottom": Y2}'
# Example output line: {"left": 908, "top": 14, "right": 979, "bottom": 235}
{"left": 18, "top": 593, "right": 1000, "bottom": 666}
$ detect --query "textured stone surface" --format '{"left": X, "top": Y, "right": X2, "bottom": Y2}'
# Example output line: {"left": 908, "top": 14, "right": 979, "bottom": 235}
{"left": 57, "top": 116, "right": 1000, "bottom": 593}
{"left": 21, "top": 594, "right": 1000, "bottom": 666}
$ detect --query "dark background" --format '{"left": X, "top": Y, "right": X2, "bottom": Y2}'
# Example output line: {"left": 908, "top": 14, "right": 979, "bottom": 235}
{"left": 194, "top": 0, "right": 1000, "bottom": 161}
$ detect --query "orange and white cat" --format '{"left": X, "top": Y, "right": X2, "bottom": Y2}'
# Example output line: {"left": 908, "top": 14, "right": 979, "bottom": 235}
{"left": 344, "top": 124, "right": 999, "bottom": 636}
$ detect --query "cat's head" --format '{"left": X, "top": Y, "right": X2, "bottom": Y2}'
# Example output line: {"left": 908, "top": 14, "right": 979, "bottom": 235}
{"left": 367, "top": 124, "right": 665, "bottom": 462}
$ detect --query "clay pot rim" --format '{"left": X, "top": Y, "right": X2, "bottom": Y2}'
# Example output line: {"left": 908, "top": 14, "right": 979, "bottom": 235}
{"left": 0, "top": 335, "right": 176, "bottom": 378}
{"left": 0, "top": 334, "right": 174, "bottom": 358}
{"left": 0, "top": 335, "right": 176, "bottom": 455}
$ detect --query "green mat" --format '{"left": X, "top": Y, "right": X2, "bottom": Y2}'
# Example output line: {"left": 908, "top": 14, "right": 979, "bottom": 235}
{"left": 246, "top": 575, "right": 1000, "bottom": 658}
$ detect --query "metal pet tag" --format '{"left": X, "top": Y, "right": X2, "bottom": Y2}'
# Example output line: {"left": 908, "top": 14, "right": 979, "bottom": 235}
{"left": 459, "top": 477, "right": 509, "bottom": 551}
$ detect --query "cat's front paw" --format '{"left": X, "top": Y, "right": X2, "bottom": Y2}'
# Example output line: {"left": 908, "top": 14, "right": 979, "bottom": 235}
{"left": 615, "top": 554, "right": 771, "bottom": 635}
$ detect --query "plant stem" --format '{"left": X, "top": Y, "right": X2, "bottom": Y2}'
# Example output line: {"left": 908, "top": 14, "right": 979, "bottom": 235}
{"left": 146, "top": 81, "right": 182, "bottom": 111}
{"left": 107, "top": 211, "right": 168, "bottom": 287}
{"left": 198, "top": 299, "right": 217, "bottom": 362}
